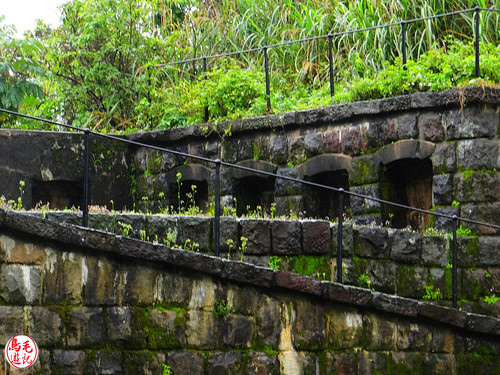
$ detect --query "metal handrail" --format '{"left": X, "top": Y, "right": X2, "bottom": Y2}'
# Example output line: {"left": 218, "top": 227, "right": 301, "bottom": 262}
{"left": 151, "top": 6, "right": 497, "bottom": 115}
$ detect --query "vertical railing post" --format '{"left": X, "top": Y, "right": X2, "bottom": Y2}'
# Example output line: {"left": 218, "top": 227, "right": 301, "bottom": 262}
{"left": 82, "top": 129, "right": 90, "bottom": 227}
{"left": 214, "top": 159, "right": 221, "bottom": 257}
{"left": 263, "top": 47, "right": 271, "bottom": 113}
{"left": 203, "top": 57, "right": 209, "bottom": 122}
{"left": 336, "top": 188, "right": 344, "bottom": 283}
{"left": 401, "top": 21, "right": 407, "bottom": 69}
{"left": 452, "top": 215, "right": 458, "bottom": 309}
{"left": 328, "top": 35, "right": 335, "bottom": 97}
{"left": 474, "top": 6, "right": 480, "bottom": 78}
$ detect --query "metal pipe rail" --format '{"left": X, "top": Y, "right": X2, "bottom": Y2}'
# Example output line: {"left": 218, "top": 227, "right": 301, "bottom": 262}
{"left": 1, "top": 107, "right": 500, "bottom": 309}
{"left": 150, "top": 6, "right": 498, "bottom": 117}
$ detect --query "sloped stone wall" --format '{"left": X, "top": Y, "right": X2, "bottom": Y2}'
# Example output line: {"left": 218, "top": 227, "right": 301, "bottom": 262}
{"left": 23, "top": 211, "right": 500, "bottom": 318}
{"left": 1, "top": 209, "right": 500, "bottom": 374}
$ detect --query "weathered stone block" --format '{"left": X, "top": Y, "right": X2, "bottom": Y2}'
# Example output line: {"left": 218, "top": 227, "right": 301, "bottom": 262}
{"left": 157, "top": 272, "right": 192, "bottom": 306}
{"left": 145, "top": 215, "right": 178, "bottom": 244}
{"left": 343, "top": 125, "right": 364, "bottom": 155}
{"left": 53, "top": 350, "right": 86, "bottom": 375}
{"left": 239, "top": 219, "right": 271, "bottom": 255}
{"left": 422, "top": 236, "right": 449, "bottom": 267}
{"left": 327, "top": 307, "right": 364, "bottom": 349}
{"left": 107, "top": 306, "right": 148, "bottom": 349}
{"left": 304, "top": 132, "right": 324, "bottom": 156}
{"left": 86, "top": 352, "right": 122, "bottom": 375}
{"left": 325, "top": 352, "right": 360, "bottom": 375}
{"left": 28, "top": 306, "right": 63, "bottom": 347}
{"left": 247, "top": 352, "right": 280, "bottom": 375}
{"left": 354, "top": 226, "right": 389, "bottom": 259}
{"left": 302, "top": 220, "right": 331, "bottom": 255}
{"left": 123, "top": 351, "right": 166, "bottom": 375}
{"left": 292, "top": 300, "right": 326, "bottom": 350}
{"left": 67, "top": 307, "right": 104, "bottom": 348}
{"left": 208, "top": 352, "right": 244, "bottom": 375}
{"left": 218, "top": 216, "right": 238, "bottom": 253}
{"left": 271, "top": 220, "right": 301, "bottom": 255}
{"left": 455, "top": 171, "right": 500, "bottom": 203}
{"left": 461, "top": 202, "right": 500, "bottom": 235}
{"left": 186, "top": 310, "right": 220, "bottom": 349}
{"left": 397, "top": 266, "right": 430, "bottom": 298}
{"left": 432, "top": 142, "right": 457, "bottom": 174}
{"left": 445, "top": 105, "right": 499, "bottom": 139}
{"left": 365, "top": 260, "right": 397, "bottom": 294}
{"left": 420, "top": 112, "right": 444, "bottom": 142}
{"left": 363, "top": 313, "right": 397, "bottom": 350}
{"left": 396, "top": 113, "right": 418, "bottom": 139}
{"left": 433, "top": 174, "right": 454, "bottom": 205}
{"left": 389, "top": 230, "right": 422, "bottom": 264}
{"left": 1, "top": 264, "right": 41, "bottom": 304}
{"left": 149, "top": 308, "right": 187, "bottom": 349}
{"left": 0, "top": 234, "right": 47, "bottom": 264}
{"left": 478, "top": 237, "right": 500, "bottom": 266}
{"left": 177, "top": 216, "right": 212, "bottom": 252}
{"left": 323, "top": 129, "right": 342, "bottom": 153}
{"left": 167, "top": 352, "right": 205, "bottom": 374}
{"left": 43, "top": 251, "right": 84, "bottom": 304}
{"left": 457, "top": 139, "right": 499, "bottom": 170}
{"left": 255, "top": 296, "right": 282, "bottom": 349}
{"left": 88, "top": 213, "right": 115, "bottom": 233}
{"left": 222, "top": 314, "right": 255, "bottom": 348}
{"left": 122, "top": 265, "right": 160, "bottom": 305}
{"left": 456, "top": 237, "right": 479, "bottom": 267}
{"left": 83, "top": 256, "right": 120, "bottom": 305}
{"left": 396, "top": 321, "right": 432, "bottom": 350}
{"left": 0, "top": 306, "right": 24, "bottom": 343}
{"left": 270, "top": 135, "right": 288, "bottom": 165}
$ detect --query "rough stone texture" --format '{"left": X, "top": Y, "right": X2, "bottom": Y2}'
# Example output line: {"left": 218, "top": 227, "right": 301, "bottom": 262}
{"left": 53, "top": 350, "right": 86, "bottom": 375}
{"left": 177, "top": 216, "right": 212, "bottom": 252}
{"left": 67, "top": 307, "right": 104, "bottom": 348}
{"left": 455, "top": 171, "right": 500, "bottom": 203}
{"left": 421, "top": 236, "right": 449, "bottom": 267}
{"left": 1, "top": 264, "right": 41, "bottom": 304}
{"left": 0, "top": 306, "right": 24, "bottom": 343}
{"left": 167, "top": 352, "right": 205, "bottom": 374}
{"left": 433, "top": 174, "right": 454, "bottom": 205}
{"left": 354, "top": 226, "right": 389, "bottom": 259}
{"left": 389, "top": 230, "right": 422, "bottom": 264}
{"left": 457, "top": 139, "right": 499, "bottom": 170}
{"left": 247, "top": 352, "right": 280, "bottom": 375}
{"left": 239, "top": 219, "right": 271, "bottom": 255}
{"left": 271, "top": 220, "right": 301, "bottom": 255}
{"left": 302, "top": 220, "right": 330, "bottom": 254}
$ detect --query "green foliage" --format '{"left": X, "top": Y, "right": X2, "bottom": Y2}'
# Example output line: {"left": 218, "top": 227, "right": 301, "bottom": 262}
{"left": 269, "top": 255, "right": 280, "bottom": 270}
{"left": 0, "top": 22, "right": 45, "bottom": 123}
{"left": 457, "top": 225, "right": 474, "bottom": 237}
{"left": 239, "top": 236, "right": 248, "bottom": 261}
{"left": 162, "top": 364, "right": 172, "bottom": 375}
{"left": 118, "top": 221, "right": 133, "bottom": 237}
{"left": 422, "top": 285, "right": 442, "bottom": 301}
{"left": 483, "top": 295, "right": 500, "bottom": 304}
{"left": 359, "top": 273, "right": 374, "bottom": 291}
{"left": 213, "top": 299, "right": 230, "bottom": 317}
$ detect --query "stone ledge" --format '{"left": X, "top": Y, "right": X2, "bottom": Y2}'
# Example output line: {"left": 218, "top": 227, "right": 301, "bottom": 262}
{"left": 1, "top": 208, "right": 500, "bottom": 338}
{"left": 126, "top": 87, "right": 500, "bottom": 143}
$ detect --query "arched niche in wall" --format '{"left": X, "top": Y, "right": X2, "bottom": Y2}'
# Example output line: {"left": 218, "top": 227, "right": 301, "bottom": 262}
{"left": 297, "top": 154, "right": 352, "bottom": 220}
{"left": 32, "top": 180, "right": 83, "bottom": 210}
{"left": 168, "top": 164, "right": 212, "bottom": 212}
{"left": 374, "top": 140, "right": 435, "bottom": 230}
{"left": 231, "top": 160, "right": 277, "bottom": 216}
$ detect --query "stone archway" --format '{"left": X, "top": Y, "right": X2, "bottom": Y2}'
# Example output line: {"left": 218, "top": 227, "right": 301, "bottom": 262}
{"left": 297, "top": 154, "right": 352, "bottom": 220}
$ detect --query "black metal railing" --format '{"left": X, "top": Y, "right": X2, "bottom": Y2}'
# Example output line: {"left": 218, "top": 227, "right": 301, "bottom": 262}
{"left": 1, "top": 107, "right": 500, "bottom": 309}
{"left": 152, "top": 6, "right": 499, "bottom": 118}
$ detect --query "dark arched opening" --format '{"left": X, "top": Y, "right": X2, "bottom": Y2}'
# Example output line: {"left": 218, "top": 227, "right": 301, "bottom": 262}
{"left": 32, "top": 180, "right": 82, "bottom": 210}
{"left": 379, "top": 158, "right": 433, "bottom": 230}
{"left": 302, "top": 170, "right": 350, "bottom": 220}
{"left": 233, "top": 175, "right": 276, "bottom": 216}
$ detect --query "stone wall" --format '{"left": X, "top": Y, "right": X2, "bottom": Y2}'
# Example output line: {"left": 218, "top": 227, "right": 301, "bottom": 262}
{"left": 1, "top": 87, "right": 498, "bottom": 234}
{"left": 1, "top": 209, "right": 500, "bottom": 374}
{"left": 21, "top": 210, "right": 500, "bottom": 318}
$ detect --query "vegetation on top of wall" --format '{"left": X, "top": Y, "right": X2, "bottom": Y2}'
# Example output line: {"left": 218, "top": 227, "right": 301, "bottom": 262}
{"left": 2, "top": 0, "right": 500, "bottom": 132}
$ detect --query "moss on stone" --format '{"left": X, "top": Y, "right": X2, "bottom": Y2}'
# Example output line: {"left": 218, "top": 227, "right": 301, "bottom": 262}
{"left": 288, "top": 255, "right": 331, "bottom": 280}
